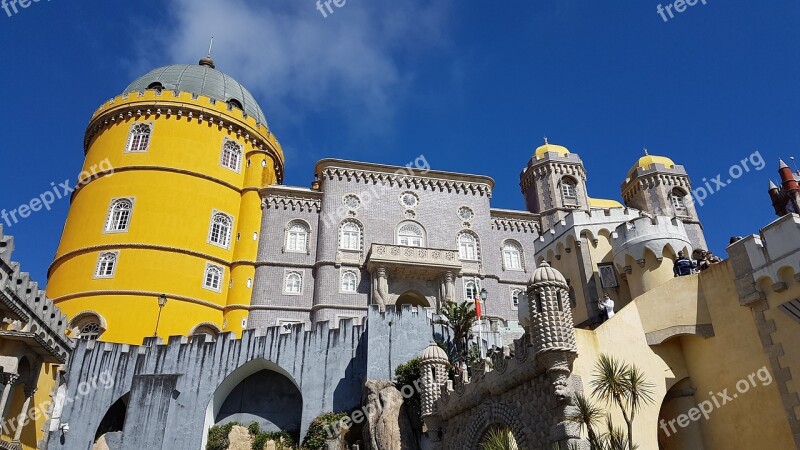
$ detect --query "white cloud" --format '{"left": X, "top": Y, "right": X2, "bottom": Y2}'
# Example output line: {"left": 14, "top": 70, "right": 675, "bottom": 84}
{"left": 133, "top": 0, "right": 451, "bottom": 128}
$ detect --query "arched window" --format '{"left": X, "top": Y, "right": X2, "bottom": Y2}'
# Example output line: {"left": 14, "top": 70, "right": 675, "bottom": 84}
{"left": 286, "top": 221, "right": 309, "bottom": 253}
{"left": 203, "top": 264, "right": 223, "bottom": 291}
{"left": 284, "top": 271, "right": 303, "bottom": 294}
{"left": 560, "top": 177, "right": 577, "bottom": 203}
{"left": 220, "top": 139, "right": 243, "bottom": 172}
{"left": 670, "top": 189, "right": 688, "bottom": 213}
{"left": 105, "top": 199, "right": 133, "bottom": 232}
{"left": 502, "top": 241, "right": 523, "bottom": 270}
{"left": 341, "top": 270, "right": 358, "bottom": 293}
{"left": 511, "top": 289, "right": 523, "bottom": 309}
{"left": 397, "top": 222, "right": 425, "bottom": 247}
{"left": 126, "top": 123, "right": 152, "bottom": 152}
{"left": 95, "top": 252, "right": 118, "bottom": 278}
{"left": 208, "top": 212, "right": 233, "bottom": 248}
{"left": 79, "top": 322, "right": 102, "bottom": 341}
{"left": 190, "top": 324, "right": 220, "bottom": 340}
{"left": 464, "top": 280, "right": 478, "bottom": 301}
{"left": 339, "top": 221, "right": 362, "bottom": 251}
{"left": 457, "top": 232, "right": 479, "bottom": 261}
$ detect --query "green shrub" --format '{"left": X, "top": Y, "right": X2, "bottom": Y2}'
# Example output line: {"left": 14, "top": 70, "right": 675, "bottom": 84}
{"left": 206, "top": 422, "right": 239, "bottom": 450}
{"left": 302, "top": 412, "right": 348, "bottom": 450}
{"left": 395, "top": 357, "right": 422, "bottom": 416}
{"left": 248, "top": 421, "right": 261, "bottom": 436}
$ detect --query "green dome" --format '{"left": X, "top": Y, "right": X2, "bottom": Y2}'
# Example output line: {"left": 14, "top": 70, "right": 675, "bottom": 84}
{"left": 124, "top": 63, "right": 268, "bottom": 126}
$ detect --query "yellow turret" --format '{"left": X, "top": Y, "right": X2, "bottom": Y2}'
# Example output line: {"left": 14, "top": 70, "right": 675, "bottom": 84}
{"left": 46, "top": 58, "right": 284, "bottom": 344}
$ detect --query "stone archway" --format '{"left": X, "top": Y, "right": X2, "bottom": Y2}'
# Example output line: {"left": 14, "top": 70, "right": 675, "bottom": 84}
{"left": 462, "top": 402, "right": 530, "bottom": 450}
{"left": 396, "top": 290, "right": 430, "bottom": 308}
{"left": 203, "top": 359, "right": 303, "bottom": 446}
{"left": 658, "top": 378, "right": 706, "bottom": 450}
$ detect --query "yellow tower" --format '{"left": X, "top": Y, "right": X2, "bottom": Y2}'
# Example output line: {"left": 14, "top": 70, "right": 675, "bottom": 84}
{"left": 46, "top": 57, "right": 284, "bottom": 344}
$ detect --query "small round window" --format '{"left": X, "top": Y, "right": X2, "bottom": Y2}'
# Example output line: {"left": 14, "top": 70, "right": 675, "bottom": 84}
{"left": 458, "top": 206, "right": 474, "bottom": 221}
{"left": 343, "top": 194, "right": 361, "bottom": 210}
{"left": 399, "top": 192, "right": 419, "bottom": 209}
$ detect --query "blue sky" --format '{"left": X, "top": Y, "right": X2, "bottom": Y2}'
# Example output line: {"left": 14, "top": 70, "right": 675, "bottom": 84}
{"left": 1, "top": 0, "right": 798, "bottom": 283}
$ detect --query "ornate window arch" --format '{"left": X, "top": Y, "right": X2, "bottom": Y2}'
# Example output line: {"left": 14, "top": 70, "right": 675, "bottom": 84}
{"left": 69, "top": 311, "right": 107, "bottom": 341}
{"left": 511, "top": 288, "right": 523, "bottom": 309}
{"left": 105, "top": 198, "right": 133, "bottom": 232}
{"left": 339, "top": 220, "right": 364, "bottom": 251}
{"left": 95, "top": 252, "right": 118, "bottom": 278}
{"left": 341, "top": 270, "right": 358, "bottom": 293}
{"left": 559, "top": 176, "right": 578, "bottom": 203}
{"left": 220, "top": 138, "right": 243, "bottom": 172}
{"left": 670, "top": 188, "right": 689, "bottom": 213}
{"left": 189, "top": 322, "right": 221, "bottom": 340}
{"left": 208, "top": 212, "right": 233, "bottom": 248}
{"left": 285, "top": 220, "right": 311, "bottom": 253}
{"left": 125, "top": 123, "right": 152, "bottom": 152}
{"left": 284, "top": 270, "right": 303, "bottom": 295}
{"left": 203, "top": 263, "right": 224, "bottom": 292}
{"left": 457, "top": 231, "right": 480, "bottom": 261}
{"left": 502, "top": 240, "right": 524, "bottom": 271}
{"left": 396, "top": 221, "right": 425, "bottom": 247}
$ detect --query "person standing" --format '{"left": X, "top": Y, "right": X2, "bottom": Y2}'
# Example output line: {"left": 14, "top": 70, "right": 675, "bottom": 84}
{"left": 673, "top": 251, "right": 696, "bottom": 276}
{"left": 598, "top": 293, "right": 615, "bottom": 323}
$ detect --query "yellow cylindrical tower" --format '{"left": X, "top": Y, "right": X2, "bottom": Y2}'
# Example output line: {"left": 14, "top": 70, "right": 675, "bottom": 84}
{"left": 46, "top": 58, "right": 283, "bottom": 344}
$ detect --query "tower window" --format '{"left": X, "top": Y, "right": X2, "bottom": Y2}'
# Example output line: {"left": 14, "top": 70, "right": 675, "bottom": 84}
{"left": 284, "top": 271, "right": 303, "bottom": 295}
{"left": 203, "top": 264, "right": 223, "bottom": 292}
{"left": 560, "top": 177, "right": 577, "bottom": 201}
{"left": 105, "top": 198, "right": 133, "bottom": 232}
{"left": 227, "top": 99, "right": 243, "bottom": 111}
{"left": 341, "top": 270, "right": 358, "bottom": 293}
{"left": 339, "top": 220, "right": 363, "bottom": 251}
{"left": 457, "top": 232, "right": 479, "bottom": 261}
{"left": 125, "top": 123, "right": 153, "bottom": 153}
{"left": 208, "top": 212, "right": 233, "bottom": 249}
{"left": 464, "top": 280, "right": 478, "bottom": 301}
{"left": 79, "top": 322, "right": 102, "bottom": 341}
{"left": 95, "top": 252, "right": 118, "bottom": 278}
{"left": 670, "top": 189, "right": 688, "bottom": 213}
{"left": 220, "top": 139, "right": 243, "bottom": 172}
{"left": 503, "top": 241, "right": 524, "bottom": 270}
{"left": 397, "top": 222, "right": 425, "bottom": 247}
{"left": 146, "top": 82, "right": 164, "bottom": 94}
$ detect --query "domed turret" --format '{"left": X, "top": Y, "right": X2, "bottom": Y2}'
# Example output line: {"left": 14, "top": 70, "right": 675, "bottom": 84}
{"left": 420, "top": 341, "right": 449, "bottom": 365}
{"left": 534, "top": 139, "right": 570, "bottom": 160}
{"left": 530, "top": 260, "right": 568, "bottom": 285}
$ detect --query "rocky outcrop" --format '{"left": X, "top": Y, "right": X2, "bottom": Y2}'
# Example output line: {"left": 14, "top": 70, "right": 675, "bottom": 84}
{"left": 362, "top": 380, "right": 420, "bottom": 450}
{"left": 227, "top": 425, "right": 253, "bottom": 450}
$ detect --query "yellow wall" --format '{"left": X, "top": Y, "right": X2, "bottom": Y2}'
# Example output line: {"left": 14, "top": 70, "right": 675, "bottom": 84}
{"left": 572, "top": 261, "right": 795, "bottom": 450}
{"left": 0, "top": 362, "right": 59, "bottom": 450}
{"left": 47, "top": 91, "right": 283, "bottom": 344}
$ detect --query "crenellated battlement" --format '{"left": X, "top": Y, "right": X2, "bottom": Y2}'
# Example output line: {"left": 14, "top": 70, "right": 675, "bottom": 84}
{"left": 728, "top": 214, "right": 800, "bottom": 304}
{"left": 534, "top": 207, "right": 642, "bottom": 253}
{"left": 0, "top": 225, "right": 71, "bottom": 363}
{"left": 611, "top": 215, "right": 692, "bottom": 269}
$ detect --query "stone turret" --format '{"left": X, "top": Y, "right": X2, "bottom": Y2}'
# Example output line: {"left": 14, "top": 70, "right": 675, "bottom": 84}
{"left": 527, "top": 262, "right": 584, "bottom": 449}
{"left": 419, "top": 342, "right": 449, "bottom": 446}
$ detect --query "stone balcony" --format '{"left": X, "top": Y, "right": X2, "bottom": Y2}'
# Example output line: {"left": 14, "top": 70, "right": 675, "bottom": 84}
{"left": 366, "top": 244, "right": 462, "bottom": 278}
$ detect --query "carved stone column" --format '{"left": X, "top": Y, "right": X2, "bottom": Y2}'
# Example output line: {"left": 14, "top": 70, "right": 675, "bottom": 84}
{"left": 372, "top": 267, "right": 388, "bottom": 311}
{"left": 11, "top": 386, "right": 36, "bottom": 443}
{"left": 444, "top": 271, "right": 455, "bottom": 304}
{"left": 0, "top": 373, "right": 19, "bottom": 422}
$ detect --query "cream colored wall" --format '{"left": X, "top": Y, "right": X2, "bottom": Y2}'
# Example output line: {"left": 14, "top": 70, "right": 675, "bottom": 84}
{"left": 572, "top": 261, "right": 795, "bottom": 450}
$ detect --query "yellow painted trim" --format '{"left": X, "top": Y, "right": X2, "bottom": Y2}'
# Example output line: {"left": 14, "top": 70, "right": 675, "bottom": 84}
{"left": 51, "top": 290, "right": 224, "bottom": 311}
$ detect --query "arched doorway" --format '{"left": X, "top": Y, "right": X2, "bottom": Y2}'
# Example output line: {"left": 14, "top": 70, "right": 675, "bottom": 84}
{"left": 204, "top": 359, "right": 303, "bottom": 446}
{"left": 396, "top": 290, "right": 430, "bottom": 308}
{"left": 95, "top": 393, "right": 129, "bottom": 442}
{"left": 658, "top": 378, "right": 706, "bottom": 450}
{"left": 478, "top": 425, "right": 519, "bottom": 450}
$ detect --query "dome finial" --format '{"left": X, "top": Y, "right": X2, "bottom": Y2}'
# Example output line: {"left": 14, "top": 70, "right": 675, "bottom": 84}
{"left": 199, "top": 37, "right": 216, "bottom": 69}
{"left": 643, "top": 147, "right": 649, "bottom": 156}
{"left": 543, "top": 135, "right": 548, "bottom": 145}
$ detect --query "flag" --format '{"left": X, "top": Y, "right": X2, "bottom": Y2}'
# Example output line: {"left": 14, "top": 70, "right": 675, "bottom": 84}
{"left": 474, "top": 294, "right": 482, "bottom": 319}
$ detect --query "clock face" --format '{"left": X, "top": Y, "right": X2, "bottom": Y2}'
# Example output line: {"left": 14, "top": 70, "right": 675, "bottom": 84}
{"left": 343, "top": 194, "right": 361, "bottom": 209}
{"left": 458, "top": 207, "right": 474, "bottom": 221}
{"left": 400, "top": 192, "right": 419, "bottom": 208}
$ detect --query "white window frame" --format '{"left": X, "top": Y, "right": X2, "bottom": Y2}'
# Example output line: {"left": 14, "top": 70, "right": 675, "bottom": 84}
{"left": 283, "top": 270, "right": 304, "bottom": 295}
{"left": 277, "top": 319, "right": 303, "bottom": 334}
{"left": 670, "top": 188, "right": 688, "bottom": 213}
{"left": 502, "top": 240, "right": 524, "bottom": 271}
{"left": 203, "top": 263, "right": 224, "bottom": 292}
{"left": 207, "top": 211, "right": 234, "bottom": 249}
{"left": 339, "top": 220, "right": 363, "bottom": 251}
{"left": 125, "top": 122, "right": 153, "bottom": 153}
{"left": 94, "top": 251, "right": 119, "bottom": 279}
{"left": 396, "top": 221, "right": 425, "bottom": 247}
{"left": 340, "top": 269, "right": 358, "bottom": 294}
{"left": 285, "top": 220, "right": 310, "bottom": 254}
{"left": 457, "top": 231, "right": 480, "bottom": 261}
{"left": 104, "top": 198, "right": 134, "bottom": 233}
{"left": 464, "top": 279, "right": 479, "bottom": 302}
{"left": 219, "top": 138, "right": 243, "bottom": 173}
{"left": 560, "top": 177, "right": 578, "bottom": 202}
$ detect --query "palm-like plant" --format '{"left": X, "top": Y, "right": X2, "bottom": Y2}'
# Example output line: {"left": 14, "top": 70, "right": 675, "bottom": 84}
{"left": 435, "top": 300, "right": 477, "bottom": 359}
{"left": 566, "top": 394, "right": 604, "bottom": 449}
{"left": 480, "top": 427, "right": 518, "bottom": 450}
{"left": 590, "top": 354, "right": 654, "bottom": 450}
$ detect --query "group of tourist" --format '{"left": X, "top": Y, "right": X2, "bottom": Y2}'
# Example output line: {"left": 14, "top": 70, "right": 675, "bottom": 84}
{"left": 673, "top": 250, "right": 722, "bottom": 276}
